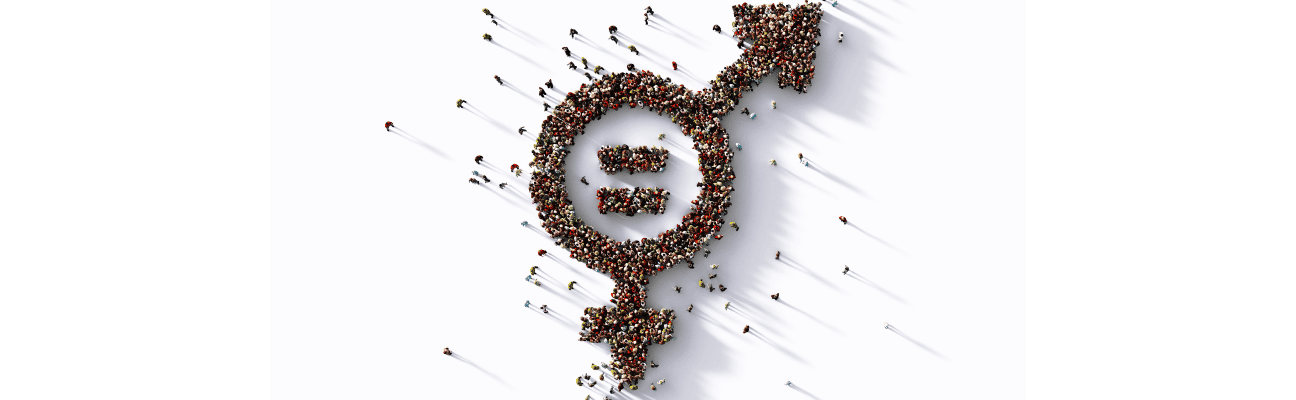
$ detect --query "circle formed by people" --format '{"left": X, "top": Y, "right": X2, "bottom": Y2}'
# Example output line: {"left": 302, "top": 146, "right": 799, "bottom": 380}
{"left": 528, "top": 2, "right": 824, "bottom": 387}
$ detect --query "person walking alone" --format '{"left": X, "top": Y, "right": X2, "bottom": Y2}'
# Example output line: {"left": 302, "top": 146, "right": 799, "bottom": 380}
{"left": 384, "top": 121, "right": 395, "bottom": 131}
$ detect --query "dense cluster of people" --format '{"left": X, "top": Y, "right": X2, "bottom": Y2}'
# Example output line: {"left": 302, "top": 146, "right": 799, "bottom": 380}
{"left": 595, "top": 187, "right": 669, "bottom": 215}
{"left": 596, "top": 145, "right": 669, "bottom": 174}
{"left": 579, "top": 306, "right": 674, "bottom": 387}
{"left": 524, "top": 2, "right": 822, "bottom": 386}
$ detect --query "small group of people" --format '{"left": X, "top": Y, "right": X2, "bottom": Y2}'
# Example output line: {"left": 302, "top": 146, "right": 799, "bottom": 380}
{"left": 595, "top": 187, "right": 669, "bottom": 215}
{"left": 596, "top": 144, "right": 669, "bottom": 174}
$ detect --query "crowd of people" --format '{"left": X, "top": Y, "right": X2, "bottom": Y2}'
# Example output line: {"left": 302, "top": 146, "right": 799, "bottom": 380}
{"left": 519, "top": 2, "right": 823, "bottom": 387}
{"left": 595, "top": 187, "right": 669, "bottom": 215}
{"left": 596, "top": 145, "right": 669, "bottom": 174}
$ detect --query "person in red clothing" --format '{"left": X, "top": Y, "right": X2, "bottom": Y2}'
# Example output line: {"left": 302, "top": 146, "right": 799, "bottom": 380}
{"left": 671, "top": 61, "right": 677, "bottom": 70}
{"left": 839, "top": 216, "right": 848, "bottom": 224}
{"left": 384, "top": 121, "right": 395, "bottom": 131}
{"left": 538, "top": 249, "right": 547, "bottom": 256}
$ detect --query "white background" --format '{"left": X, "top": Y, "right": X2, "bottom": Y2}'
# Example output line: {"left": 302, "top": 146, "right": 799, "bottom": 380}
{"left": 3, "top": 0, "right": 1295, "bottom": 399}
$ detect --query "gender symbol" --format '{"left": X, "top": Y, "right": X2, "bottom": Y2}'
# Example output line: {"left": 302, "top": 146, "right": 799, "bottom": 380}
{"left": 529, "top": 3, "right": 824, "bottom": 385}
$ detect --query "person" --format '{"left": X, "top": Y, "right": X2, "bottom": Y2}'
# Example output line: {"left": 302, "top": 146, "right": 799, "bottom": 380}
{"left": 729, "top": 221, "right": 739, "bottom": 231}
{"left": 570, "top": 28, "right": 578, "bottom": 38}
{"left": 650, "top": 385, "right": 656, "bottom": 391}
{"left": 786, "top": 381, "right": 793, "bottom": 387}
{"left": 529, "top": 266, "right": 538, "bottom": 275}
{"left": 525, "top": 300, "right": 531, "bottom": 307}
{"left": 645, "top": 6, "right": 653, "bottom": 15}
{"left": 580, "top": 176, "right": 588, "bottom": 185}
{"left": 658, "top": 133, "right": 665, "bottom": 140}
{"left": 736, "top": 143, "right": 742, "bottom": 151}
{"left": 499, "top": 182, "right": 508, "bottom": 189}
{"left": 798, "top": 153, "right": 803, "bottom": 161}
{"left": 384, "top": 121, "right": 395, "bottom": 131}
{"left": 644, "top": 13, "right": 649, "bottom": 25}
{"left": 538, "top": 88, "right": 547, "bottom": 98}
{"left": 456, "top": 99, "right": 465, "bottom": 108}
{"left": 713, "top": 24, "right": 722, "bottom": 33}
{"left": 626, "top": 63, "right": 635, "bottom": 71}
{"left": 709, "top": 284, "right": 715, "bottom": 292}
{"left": 742, "top": 325, "right": 750, "bottom": 334}
{"left": 719, "top": 284, "right": 727, "bottom": 292}
{"left": 494, "top": 75, "right": 503, "bottom": 84}
{"left": 687, "top": 304, "right": 693, "bottom": 312}
{"left": 711, "top": 264, "right": 719, "bottom": 269}
{"left": 740, "top": 107, "right": 749, "bottom": 115}
{"left": 518, "top": 127, "right": 527, "bottom": 135}
{"left": 674, "top": 286, "right": 681, "bottom": 293}
{"left": 562, "top": 46, "right": 571, "bottom": 56}
{"left": 708, "top": 274, "right": 716, "bottom": 279}
{"left": 482, "top": 33, "right": 492, "bottom": 41}
{"left": 650, "top": 360, "right": 659, "bottom": 368}
{"left": 520, "top": 221, "right": 528, "bottom": 227}
{"left": 545, "top": 79, "right": 554, "bottom": 89}
{"left": 609, "top": 25, "right": 618, "bottom": 34}
{"left": 568, "top": 281, "right": 576, "bottom": 290}
{"left": 537, "top": 249, "right": 547, "bottom": 256}
{"left": 510, "top": 163, "right": 520, "bottom": 171}
{"left": 775, "top": 251, "right": 780, "bottom": 260}
{"left": 474, "top": 155, "right": 483, "bottom": 164}
{"left": 842, "top": 265, "right": 850, "bottom": 275}
{"left": 585, "top": 72, "right": 594, "bottom": 81}
{"left": 838, "top": 32, "right": 844, "bottom": 42}
{"left": 543, "top": 102, "right": 551, "bottom": 111}
{"left": 698, "top": 279, "right": 704, "bottom": 287}
{"left": 672, "top": 61, "right": 677, "bottom": 70}
{"left": 568, "top": 61, "right": 577, "bottom": 70}
{"left": 771, "top": 100, "right": 777, "bottom": 109}
{"left": 771, "top": 293, "right": 779, "bottom": 300}
{"left": 541, "top": 304, "right": 549, "bottom": 313}
{"left": 839, "top": 216, "right": 848, "bottom": 224}
{"left": 628, "top": 45, "right": 638, "bottom": 55}
{"left": 610, "top": 35, "right": 619, "bottom": 44}
{"left": 443, "top": 347, "right": 453, "bottom": 355}
{"left": 481, "top": 8, "right": 492, "bottom": 17}
{"left": 769, "top": 159, "right": 777, "bottom": 165}
{"left": 492, "top": 19, "right": 498, "bottom": 26}
{"left": 724, "top": 302, "right": 730, "bottom": 310}
{"left": 481, "top": 175, "right": 489, "bottom": 183}
{"left": 581, "top": 57, "right": 589, "bottom": 68}
{"left": 468, "top": 177, "right": 479, "bottom": 184}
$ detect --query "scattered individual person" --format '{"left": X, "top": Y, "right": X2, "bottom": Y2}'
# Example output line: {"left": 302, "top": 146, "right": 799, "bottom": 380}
{"left": 582, "top": 57, "right": 589, "bottom": 68}
{"left": 729, "top": 221, "right": 739, "bottom": 231}
{"left": 742, "top": 325, "right": 750, "bottom": 334}
{"left": 724, "top": 302, "right": 730, "bottom": 310}
{"left": 698, "top": 279, "right": 705, "bottom": 287}
{"left": 775, "top": 251, "right": 780, "bottom": 260}
{"left": 674, "top": 286, "right": 681, "bottom": 293}
{"left": 543, "top": 102, "right": 551, "bottom": 111}
{"left": 628, "top": 45, "right": 638, "bottom": 55}
{"left": 839, "top": 216, "right": 848, "bottom": 224}
{"left": 530, "top": 266, "right": 538, "bottom": 275}
{"left": 672, "top": 61, "right": 678, "bottom": 70}
{"left": 708, "top": 274, "right": 717, "bottom": 279}
{"left": 384, "top": 121, "right": 395, "bottom": 131}
{"left": 538, "top": 87, "right": 547, "bottom": 97}
{"left": 568, "top": 281, "right": 576, "bottom": 290}
{"left": 740, "top": 107, "right": 750, "bottom": 115}
{"left": 610, "top": 35, "right": 619, "bottom": 44}
{"left": 771, "top": 100, "right": 777, "bottom": 109}
{"left": 798, "top": 153, "right": 803, "bottom": 161}
{"left": 626, "top": 63, "right": 635, "bottom": 71}
{"left": 443, "top": 347, "right": 453, "bottom": 355}
{"left": 494, "top": 75, "right": 503, "bottom": 84}
{"left": 498, "top": 182, "right": 508, "bottom": 189}
{"left": 650, "top": 360, "right": 659, "bottom": 368}
{"left": 719, "top": 284, "right": 727, "bottom": 292}
{"left": 585, "top": 72, "right": 594, "bottom": 81}
{"left": 709, "top": 284, "right": 715, "bottom": 292}
{"left": 713, "top": 24, "right": 722, "bottom": 33}
{"left": 771, "top": 293, "right": 780, "bottom": 300}
{"left": 580, "top": 176, "right": 589, "bottom": 185}
{"left": 838, "top": 32, "right": 844, "bottom": 42}
{"left": 537, "top": 249, "right": 547, "bottom": 256}
{"left": 609, "top": 25, "right": 618, "bottom": 34}
{"left": 469, "top": 178, "right": 479, "bottom": 184}
{"left": 481, "top": 8, "right": 492, "bottom": 17}
{"left": 769, "top": 159, "right": 777, "bottom": 165}
{"left": 525, "top": 300, "right": 531, "bottom": 307}
{"left": 541, "top": 304, "right": 549, "bottom": 313}
{"left": 562, "top": 46, "right": 572, "bottom": 56}
{"left": 736, "top": 143, "right": 742, "bottom": 151}
{"left": 474, "top": 155, "right": 484, "bottom": 164}
{"left": 568, "top": 61, "right": 578, "bottom": 70}
{"left": 687, "top": 304, "right": 693, "bottom": 312}
{"left": 703, "top": 248, "right": 710, "bottom": 258}
{"left": 492, "top": 19, "right": 498, "bottom": 26}
{"left": 570, "top": 28, "right": 579, "bottom": 38}
{"left": 481, "top": 175, "right": 489, "bottom": 183}
{"left": 546, "top": 79, "right": 554, "bottom": 88}
{"left": 518, "top": 127, "right": 527, "bottom": 135}
{"left": 482, "top": 33, "right": 492, "bottom": 41}
{"left": 510, "top": 163, "right": 520, "bottom": 171}
{"left": 842, "top": 265, "right": 850, "bottom": 275}
{"left": 645, "top": 6, "right": 654, "bottom": 15}
{"left": 456, "top": 99, "right": 466, "bottom": 108}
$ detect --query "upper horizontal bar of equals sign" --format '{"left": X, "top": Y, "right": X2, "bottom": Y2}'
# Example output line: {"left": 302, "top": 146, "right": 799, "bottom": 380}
{"left": 597, "top": 145, "right": 669, "bottom": 175}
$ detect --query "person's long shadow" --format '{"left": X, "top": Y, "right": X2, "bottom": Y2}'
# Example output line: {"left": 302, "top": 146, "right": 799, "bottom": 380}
{"left": 750, "top": 328, "right": 808, "bottom": 365}
{"left": 846, "top": 223, "right": 909, "bottom": 257}
{"left": 886, "top": 325, "right": 948, "bottom": 361}
{"left": 780, "top": 256, "right": 843, "bottom": 293}
{"left": 847, "top": 272, "right": 910, "bottom": 305}
{"left": 777, "top": 299, "right": 845, "bottom": 336}
{"left": 791, "top": 384, "right": 823, "bottom": 400}
{"left": 388, "top": 129, "right": 448, "bottom": 159}
{"left": 488, "top": 40, "right": 547, "bottom": 71}
{"left": 805, "top": 163, "right": 869, "bottom": 198}
{"left": 464, "top": 105, "right": 513, "bottom": 135}
{"left": 449, "top": 353, "right": 515, "bottom": 389}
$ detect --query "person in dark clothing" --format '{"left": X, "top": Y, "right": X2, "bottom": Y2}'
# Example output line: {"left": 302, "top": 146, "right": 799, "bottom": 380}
{"left": 545, "top": 79, "right": 554, "bottom": 88}
{"left": 518, "top": 127, "right": 527, "bottom": 135}
{"left": 539, "top": 88, "right": 547, "bottom": 98}
{"left": 562, "top": 46, "right": 571, "bottom": 56}
{"left": 570, "top": 28, "right": 578, "bottom": 38}
{"left": 474, "top": 155, "right": 483, "bottom": 164}
{"left": 580, "top": 176, "right": 588, "bottom": 185}
{"left": 609, "top": 25, "right": 618, "bottom": 34}
{"left": 742, "top": 325, "right": 750, "bottom": 334}
{"left": 494, "top": 75, "right": 503, "bottom": 84}
{"left": 771, "top": 293, "right": 780, "bottom": 300}
{"left": 713, "top": 24, "right": 722, "bottom": 33}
